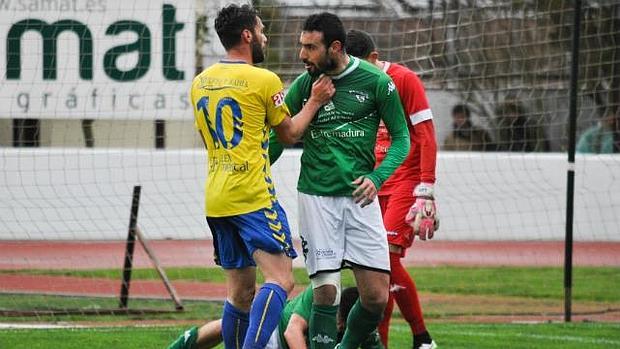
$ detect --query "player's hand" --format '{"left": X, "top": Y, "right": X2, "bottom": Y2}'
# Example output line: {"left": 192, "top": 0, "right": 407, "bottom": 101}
{"left": 352, "top": 176, "right": 377, "bottom": 208}
{"left": 405, "top": 183, "right": 439, "bottom": 240}
{"left": 309, "top": 74, "right": 335, "bottom": 106}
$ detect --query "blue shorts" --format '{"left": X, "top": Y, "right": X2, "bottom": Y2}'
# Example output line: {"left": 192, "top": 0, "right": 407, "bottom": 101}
{"left": 207, "top": 201, "right": 297, "bottom": 269}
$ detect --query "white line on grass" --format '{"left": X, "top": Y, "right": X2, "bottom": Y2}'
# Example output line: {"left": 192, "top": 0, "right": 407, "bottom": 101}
{"left": 0, "top": 325, "right": 176, "bottom": 332}
{"left": 391, "top": 324, "right": 620, "bottom": 346}
{"left": 0, "top": 323, "right": 84, "bottom": 329}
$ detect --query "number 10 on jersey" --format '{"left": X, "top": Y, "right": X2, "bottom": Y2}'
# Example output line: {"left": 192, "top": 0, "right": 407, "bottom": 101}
{"left": 196, "top": 96, "right": 244, "bottom": 150}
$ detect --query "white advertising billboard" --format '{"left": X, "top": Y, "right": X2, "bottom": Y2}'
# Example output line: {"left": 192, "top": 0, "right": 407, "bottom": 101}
{"left": 0, "top": 0, "right": 194, "bottom": 120}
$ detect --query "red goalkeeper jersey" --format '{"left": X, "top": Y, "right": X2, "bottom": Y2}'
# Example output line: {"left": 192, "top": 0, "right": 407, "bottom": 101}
{"left": 375, "top": 62, "right": 437, "bottom": 195}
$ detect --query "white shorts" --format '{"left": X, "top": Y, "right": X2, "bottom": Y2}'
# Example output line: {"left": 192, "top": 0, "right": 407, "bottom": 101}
{"left": 298, "top": 192, "right": 390, "bottom": 277}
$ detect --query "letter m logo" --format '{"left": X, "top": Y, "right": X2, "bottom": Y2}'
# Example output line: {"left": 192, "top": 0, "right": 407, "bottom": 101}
{"left": 6, "top": 19, "right": 93, "bottom": 80}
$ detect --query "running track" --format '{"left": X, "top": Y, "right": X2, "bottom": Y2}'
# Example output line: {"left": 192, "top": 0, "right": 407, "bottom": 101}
{"left": 1, "top": 240, "right": 618, "bottom": 270}
{"left": 1, "top": 240, "right": 618, "bottom": 301}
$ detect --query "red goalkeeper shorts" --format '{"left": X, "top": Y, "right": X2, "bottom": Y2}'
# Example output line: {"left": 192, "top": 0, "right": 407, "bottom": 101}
{"left": 378, "top": 190, "right": 416, "bottom": 257}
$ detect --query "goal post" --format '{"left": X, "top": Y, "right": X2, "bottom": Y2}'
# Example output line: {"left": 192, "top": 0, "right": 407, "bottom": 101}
{"left": 119, "top": 185, "right": 184, "bottom": 311}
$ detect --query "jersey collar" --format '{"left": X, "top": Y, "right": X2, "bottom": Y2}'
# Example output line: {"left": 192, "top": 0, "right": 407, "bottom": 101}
{"left": 219, "top": 59, "right": 248, "bottom": 64}
{"left": 331, "top": 56, "right": 360, "bottom": 80}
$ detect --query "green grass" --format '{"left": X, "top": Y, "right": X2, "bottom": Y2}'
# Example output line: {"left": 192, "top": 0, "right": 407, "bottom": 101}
{"left": 0, "top": 294, "right": 222, "bottom": 322}
{"left": 2, "top": 266, "right": 619, "bottom": 302}
{"left": 1, "top": 266, "right": 618, "bottom": 326}
{"left": 1, "top": 266, "right": 619, "bottom": 347}
{"left": 0, "top": 295, "right": 222, "bottom": 323}
{"left": 391, "top": 322, "right": 620, "bottom": 349}
{"left": 418, "top": 266, "right": 620, "bottom": 302}
{"left": 1, "top": 322, "right": 619, "bottom": 349}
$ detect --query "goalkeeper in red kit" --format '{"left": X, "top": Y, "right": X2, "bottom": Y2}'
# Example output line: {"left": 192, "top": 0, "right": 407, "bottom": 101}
{"left": 346, "top": 30, "right": 439, "bottom": 349}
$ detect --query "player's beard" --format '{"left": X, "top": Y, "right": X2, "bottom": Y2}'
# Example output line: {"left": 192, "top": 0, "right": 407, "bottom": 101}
{"left": 304, "top": 52, "right": 338, "bottom": 77}
{"left": 250, "top": 35, "right": 265, "bottom": 64}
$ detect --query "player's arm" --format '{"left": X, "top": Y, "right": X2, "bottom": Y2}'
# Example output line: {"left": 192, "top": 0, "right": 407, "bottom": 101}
{"left": 273, "top": 75, "right": 334, "bottom": 145}
{"left": 405, "top": 120, "right": 440, "bottom": 240}
{"left": 283, "top": 313, "right": 309, "bottom": 349}
{"left": 400, "top": 70, "right": 436, "bottom": 184}
{"left": 283, "top": 286, "right": 314, "bottom": 349}
{"left": 265, "top": 74, "right": 329, "bottom": 164}
{"left": 353, "top": 76, "right": 410, "bottom": 206}
{"left": 400, "top": 72, "right": 439, "bottom": 240}
{"left": 268, "top": 130, "right": 284, "bottom": 164}
{"left": 371, "top": 77, "right": 410, "bottom": 186}
{"left": 267, "top": 75, "right": 306, "bottom": 165}
{"left": 414, "top": 120, "right": 437, "bottom": 182}
{"left": 196, "top": 319, "right": 223, "bottom": 349}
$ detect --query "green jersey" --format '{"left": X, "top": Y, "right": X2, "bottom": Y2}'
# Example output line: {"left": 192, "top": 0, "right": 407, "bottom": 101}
{"left": 284, "top": 56, "right": 410, "bottom": 196}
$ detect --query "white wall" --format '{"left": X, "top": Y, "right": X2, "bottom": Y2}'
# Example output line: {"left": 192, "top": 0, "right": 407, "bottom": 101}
{"left": 1, "top": 149, "right": 618, "bottom": 241}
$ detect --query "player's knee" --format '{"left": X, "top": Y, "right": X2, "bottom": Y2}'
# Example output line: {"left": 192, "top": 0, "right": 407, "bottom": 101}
{"left": 311, "top": 271, "right": 341, "bottom": 306}
{"left": 359, "top": 287, "right": 389, "bottom": 314}
{"left": 263, "top": 275, "right": 294, "bottom": 295}
{"left": 313, "top": 284, "right": 338, "bottom": 305}
{"left": 229, "top": 286, "right": 255, "bottom": 310}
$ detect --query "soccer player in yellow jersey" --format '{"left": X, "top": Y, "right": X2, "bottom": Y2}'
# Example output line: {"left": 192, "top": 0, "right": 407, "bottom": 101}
{"left": 188, "top": 4, "right": 334, "bottom": 349}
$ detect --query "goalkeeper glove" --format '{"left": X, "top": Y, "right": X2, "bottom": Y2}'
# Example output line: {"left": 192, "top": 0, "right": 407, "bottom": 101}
{"left": 405, "top": 182, "right": 439, "bottom": 240}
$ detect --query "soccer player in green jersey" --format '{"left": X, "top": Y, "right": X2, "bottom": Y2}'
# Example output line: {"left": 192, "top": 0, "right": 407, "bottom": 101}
{"left": 276, "top": 12, "right": 410, "bottom": 349}
{"left": 166, "top": 287, "right": 384, "bottom": 349}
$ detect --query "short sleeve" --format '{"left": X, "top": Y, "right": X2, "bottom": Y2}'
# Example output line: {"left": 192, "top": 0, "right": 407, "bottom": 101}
{"left": 264, "top": 72, "right": 290, "bottom": 127}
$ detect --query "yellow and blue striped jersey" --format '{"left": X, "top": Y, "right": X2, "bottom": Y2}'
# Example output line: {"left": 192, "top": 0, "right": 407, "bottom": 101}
{"left": 191, "top": 61, "right": 290, "bottom": 217}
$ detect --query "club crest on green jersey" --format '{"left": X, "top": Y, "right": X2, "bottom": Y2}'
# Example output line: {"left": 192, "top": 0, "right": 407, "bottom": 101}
{"left": 387, "top": 81, "right": 396, "bottom": 95}
{"left": 348, "top": 90, "right": 369, "bottom": 103}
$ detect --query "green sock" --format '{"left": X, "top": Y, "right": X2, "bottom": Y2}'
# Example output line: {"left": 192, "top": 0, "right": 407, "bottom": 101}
{"left": 339, "top": 300, "right": 382, "bottom": 349}
{"left": 167, "top": 326, "right": 197, "bottom": 349}
{"left": 309, "top": 304, "right": 339, "bottom": 349}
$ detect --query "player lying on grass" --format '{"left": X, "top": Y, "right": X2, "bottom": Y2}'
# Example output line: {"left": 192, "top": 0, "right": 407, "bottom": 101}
{"left": 167, "top": 286, "right": 383, "bottom": 349}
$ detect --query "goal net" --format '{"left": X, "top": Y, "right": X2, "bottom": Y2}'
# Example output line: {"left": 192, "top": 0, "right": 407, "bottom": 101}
{"left": 0, "top": 0, "right": 618, "bottom": 321}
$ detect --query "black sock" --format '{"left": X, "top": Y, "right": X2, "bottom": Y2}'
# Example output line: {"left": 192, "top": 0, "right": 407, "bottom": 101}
{"left": 414, "top": 331, "right": 433, "bottom": 346}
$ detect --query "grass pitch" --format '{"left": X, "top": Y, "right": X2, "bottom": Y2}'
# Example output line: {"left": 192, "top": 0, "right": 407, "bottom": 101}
{"left": 0, "top": 266, "right": 619, "bottom": 348}
{"left": 1, "top": 322, "right": 619, "bottom": 349}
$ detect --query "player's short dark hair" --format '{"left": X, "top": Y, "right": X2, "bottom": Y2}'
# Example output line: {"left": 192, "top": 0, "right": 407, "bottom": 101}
{"left": 345, "top": 30, "right": 376, "bottom": 59}
{"left": 338, "top": 287, "right": 359, "bottom": 322}
{"left": 215, "top": 4, "right": 259, "bottom": 50}
{"left": 452, "top": 104, "right": 471, "bottom": 118}
{"left": 303, "top": 12, "right": 346, "bottom": 49}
